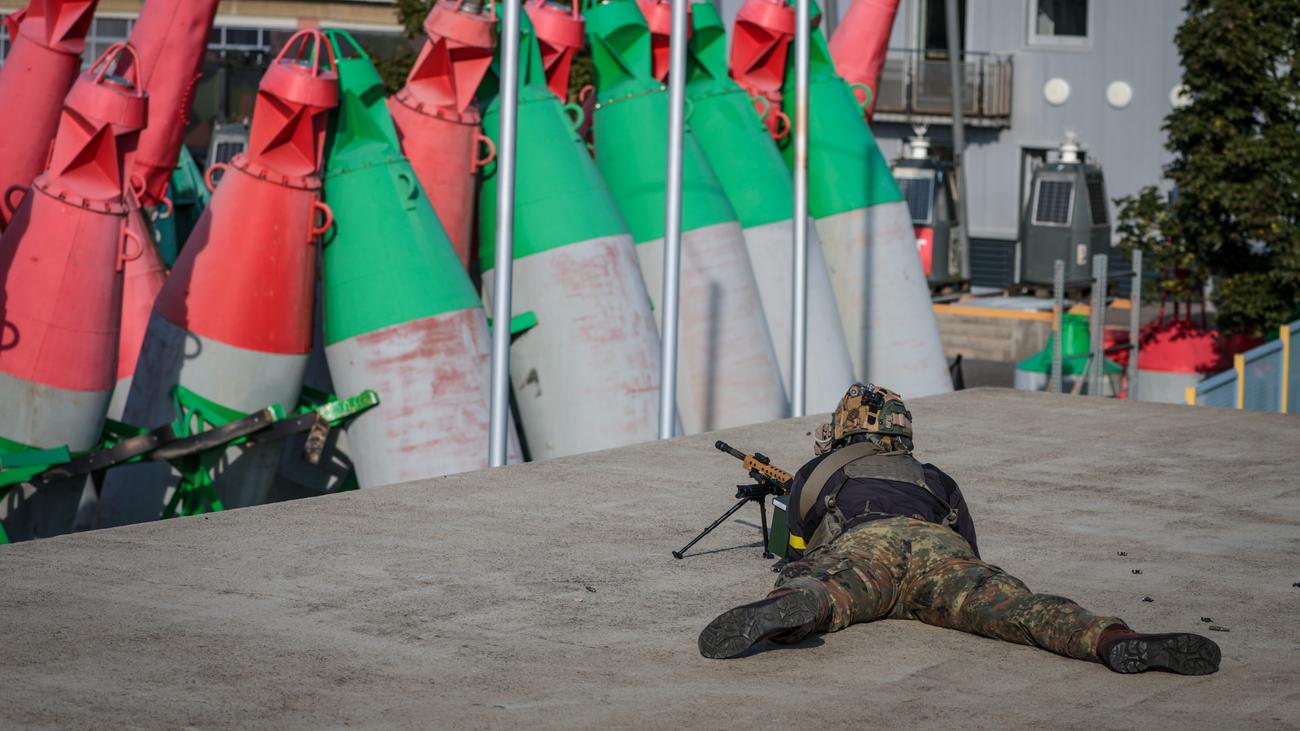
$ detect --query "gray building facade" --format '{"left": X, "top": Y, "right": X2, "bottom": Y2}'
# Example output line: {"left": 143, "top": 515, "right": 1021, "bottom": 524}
{"left": 716, "top": 0, "right": 1186, "bottom": 286}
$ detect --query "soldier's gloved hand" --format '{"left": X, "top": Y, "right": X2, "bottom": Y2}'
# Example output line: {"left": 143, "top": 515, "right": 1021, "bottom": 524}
{"left": 812, "top": 422, "right": 834, "bottom": 455}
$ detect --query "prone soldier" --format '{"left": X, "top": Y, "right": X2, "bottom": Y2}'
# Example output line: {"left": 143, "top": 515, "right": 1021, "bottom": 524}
{"left": 697, "top": 383, "right": 1221, "bottom": 675}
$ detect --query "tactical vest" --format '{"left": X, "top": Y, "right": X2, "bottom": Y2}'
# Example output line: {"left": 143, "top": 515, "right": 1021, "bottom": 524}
{"left": 795, "top": 442, "right": 959, "bottom": 556}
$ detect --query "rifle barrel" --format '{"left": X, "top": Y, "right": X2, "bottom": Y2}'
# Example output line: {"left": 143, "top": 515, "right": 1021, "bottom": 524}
{"left": 714, "top": 440, "right": 746, "bottom": 461}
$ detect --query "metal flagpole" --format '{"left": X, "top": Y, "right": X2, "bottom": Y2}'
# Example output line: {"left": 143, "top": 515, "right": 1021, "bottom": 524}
{"left": 488, "top": 0, "right": 522, "bottom": 466}
{"left": 657, "top": 0, "right": 689, "bottom": 439}
{"left": 1051, "top": 259, "right": 1064, "bottom": 394}
{"left": 944, "top": 0, "right": 971, "bottom": 283}
{"left": 1089, "top": 253, "right": 1108, "bottom": 397}
{"left": 1127, "top": 249, "right": 1143, "bottom": 400}
{"left": 790, "top": 0, "right": 810, "bottom": 417}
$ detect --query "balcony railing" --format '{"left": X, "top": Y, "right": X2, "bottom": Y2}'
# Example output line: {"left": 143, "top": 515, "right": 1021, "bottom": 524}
{"left": 872, "top": 48, "right": 1013, "bottom": 128}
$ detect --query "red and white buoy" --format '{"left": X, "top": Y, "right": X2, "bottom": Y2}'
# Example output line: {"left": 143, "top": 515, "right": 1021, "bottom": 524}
{"left": 0, "top": 0, "right": 99, "bottom": 231}
{"left": 108, "top": 198, "right": 168, "bottom": 421}
{"left": 389, "top": 0, "right": 497, "bottom": 271}
{"left": 0, "top": 44, "right": 146, "bottom": 540}
{"left": 106, "top": 0, "right": 222, "bottom": 419}
{"left": 96, "top": 32, "right": 338, "bottom": 527}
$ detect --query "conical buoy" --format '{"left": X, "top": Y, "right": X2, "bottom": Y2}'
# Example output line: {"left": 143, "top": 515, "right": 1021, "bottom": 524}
{"left": 735, "top": 0, "right": 950, "bottom": 396}
{"left": 321, "top": 30, "right": 517, "bottom": 485}
{"left": 0, "top": 43, "right": 147, "bottom": 540}
{"left": 826, "top": 0, "right": 899, "bottom": 120}
{"left": 106, "top": 0, "right": 221, "bottom": 418}
{"left": 1136, "top": 318, "right": 1247, "bottom": 404}
{"left": 587, "top": 0, "right": 788, "bottom": 434}
{"left": 0, "top": 0, "right": 99, "bottom": 231}
{"left": 728, "top": 0, "right": 793, "bottom": 138}
{"left": 119, "top": 0, "right": 221, "bottom": 209}
{"left": 477, "top": 5, "right": 662, "bottom": 458}
{"left": 96, "top": 31, "right": 338, "bottom": 527}
{"left": 525, "top": 0, "right": 584, "bottom": 101}
{"left": 109, "top": 197, "right": 167, "bottom": 421}
{"left": 389, "top": 0, "right": 497, "bottom": 271}
{"left": 686, "top": 0, "right": 853, "bottom": 412}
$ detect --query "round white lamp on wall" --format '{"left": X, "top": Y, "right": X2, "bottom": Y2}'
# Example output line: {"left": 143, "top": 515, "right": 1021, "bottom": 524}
{"left": 1170, "top": 84, "right": 1191, "bottom": 109}
{"left": 1044, "top": 78, "right": 1071, "bottom": 106}
{"left": 1106, "top": 81, "right": 1133, "bottom": 109}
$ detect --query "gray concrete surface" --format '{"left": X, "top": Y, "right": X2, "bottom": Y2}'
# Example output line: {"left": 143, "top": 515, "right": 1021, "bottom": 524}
{"left": 1, "top": 388, "right": 1297, "bottom": 729}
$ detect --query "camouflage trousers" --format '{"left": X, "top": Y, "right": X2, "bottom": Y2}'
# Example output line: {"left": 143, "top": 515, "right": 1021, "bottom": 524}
{"left": 773, "top": 517, "right": 1126, "bottom": 661}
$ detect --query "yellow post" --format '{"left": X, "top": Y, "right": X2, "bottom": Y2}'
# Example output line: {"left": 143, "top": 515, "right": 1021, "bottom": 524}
{"left": 1234, "top": 353, "right": 1246, "bottom": 410}
{"left": 1281, "top": 324, "right": 1291, "bottom": 414}
{"left": 1184, "top": 386, "right": 1197, "bottom": 406}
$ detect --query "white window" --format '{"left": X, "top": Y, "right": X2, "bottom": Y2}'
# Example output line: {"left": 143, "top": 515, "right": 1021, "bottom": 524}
{"left": 1028, "top": 0, "right": 1089, "bottom": 47}
{"left": 85, "top": 16, "right": 134, "bottom": 67}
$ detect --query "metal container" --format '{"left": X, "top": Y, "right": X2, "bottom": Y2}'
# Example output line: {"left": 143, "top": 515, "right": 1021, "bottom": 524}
{"left": 1016, "top": 137, "right": 1112, "bottom": 287}
{"left": 892, "top": 135, "right": 963, "bottom": 288}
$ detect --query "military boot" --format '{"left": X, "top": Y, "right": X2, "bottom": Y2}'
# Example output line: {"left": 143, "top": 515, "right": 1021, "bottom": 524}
{"left": 698, "top": 587, "right": 821, "bottom": 659}
{"left": 1096, "top": 625, "right": 1221, "bottom": 675}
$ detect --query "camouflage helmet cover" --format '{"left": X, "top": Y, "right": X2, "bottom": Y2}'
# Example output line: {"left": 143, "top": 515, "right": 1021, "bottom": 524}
{"left": 832, "top": 382, "right": 912, "bottom": 443}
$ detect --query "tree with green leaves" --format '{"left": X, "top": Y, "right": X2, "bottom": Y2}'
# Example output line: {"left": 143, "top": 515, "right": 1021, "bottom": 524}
{"left": 1115, "top": 0, "right": 1300, "bottom": 337}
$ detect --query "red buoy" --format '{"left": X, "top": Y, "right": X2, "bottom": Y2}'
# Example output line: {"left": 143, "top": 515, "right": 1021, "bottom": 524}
{"left": 827, "top": 0, "right": 899, "bottom": 120}
{"left": 107, "top": 0, "right": 221, "bottom": 419}
{"left": 97, "top": 31, "right": 338, "bottom": 528}
{"left": 525, "top": 0, "right": 584, "bottom": 100}
{"left": 0, "top": 43, "right": 147, "bottom": 540}
{"left": 729, "top": 0, "right": 794, "bottom": 138}
{"left": 389, "top": 0, "right": 497, "bottom": 271}
{"left": 108, "top": 198, "right": 167, "bottom": 421}
{"left": 118, "top": 0, "right": 222, "bottom": 208}
{"left": 0, "top": 0, "right": 99, "bottom": 231}
{"left": 1137, "top": 318, "right": 1258, "bottom": 403}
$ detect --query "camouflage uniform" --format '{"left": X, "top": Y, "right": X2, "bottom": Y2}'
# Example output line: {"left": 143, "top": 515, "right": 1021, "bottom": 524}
{"left": 772, "top": 515, "right": 1125, "bottom": 661}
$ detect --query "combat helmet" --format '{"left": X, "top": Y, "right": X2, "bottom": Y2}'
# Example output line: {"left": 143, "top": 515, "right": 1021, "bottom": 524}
{"left": 814, "top": 383, "right": 913, "bottom": 454}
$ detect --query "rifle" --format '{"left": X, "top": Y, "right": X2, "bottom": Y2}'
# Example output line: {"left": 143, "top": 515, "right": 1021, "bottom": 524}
{"left": 672, "top": 441, "right": 794, "bottom": 560}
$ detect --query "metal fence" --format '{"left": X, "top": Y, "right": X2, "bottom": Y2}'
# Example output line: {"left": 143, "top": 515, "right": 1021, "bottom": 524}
{"left": 1189, "top": 319, "right": 1298, "bottom": 414}
{"left": 873, "top": 49, "right": 1013, "bottom": 128}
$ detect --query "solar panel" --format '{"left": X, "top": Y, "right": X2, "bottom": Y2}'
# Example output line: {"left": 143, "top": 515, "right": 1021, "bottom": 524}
{"left": 898, "top": 177, "right": 934, "bottom": 225}
{"left": 1086, "top": 175, "right": 1108, "bottom": 225}
{"left": 1033, "top": 179, "right": 1073, "bottom": 225}
{"left": 213, "top": 141, "right": 245, "bottom": 165}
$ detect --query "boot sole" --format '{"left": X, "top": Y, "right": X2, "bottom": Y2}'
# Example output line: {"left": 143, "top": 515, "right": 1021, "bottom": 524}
{"left": 698, "top": 592, "right": 817, "bottom": 660}
{"left": 1104, "top": 633, "right": 1221, "bottom": 675}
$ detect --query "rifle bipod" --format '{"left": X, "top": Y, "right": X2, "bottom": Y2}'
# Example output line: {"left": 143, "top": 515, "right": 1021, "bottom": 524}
{"left": 672, "top": 483, "right": 778, "bottom": 560}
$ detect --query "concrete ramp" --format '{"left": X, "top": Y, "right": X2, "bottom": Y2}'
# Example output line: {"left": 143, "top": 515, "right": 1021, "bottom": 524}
{"left": 1, "top": 389, "right": 1297, "bottom": 728}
